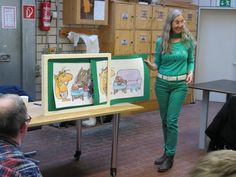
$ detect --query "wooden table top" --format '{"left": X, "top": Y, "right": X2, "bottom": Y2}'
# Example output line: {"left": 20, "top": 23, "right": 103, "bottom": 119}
{"left": 28, "top": 102, "right": 143, "bottom": 127}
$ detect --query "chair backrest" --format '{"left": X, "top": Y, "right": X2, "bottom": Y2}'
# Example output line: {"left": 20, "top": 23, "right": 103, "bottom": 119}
{"left": 0, "top": 85, "right": 33, "bottom": 101}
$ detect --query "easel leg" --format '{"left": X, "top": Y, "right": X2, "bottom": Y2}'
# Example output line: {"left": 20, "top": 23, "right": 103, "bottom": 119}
{"left": 110, "top": 113, "right": 120, "bottom": 177}
{"left": 74, "top": 119, "right": 82, "bottom": 160}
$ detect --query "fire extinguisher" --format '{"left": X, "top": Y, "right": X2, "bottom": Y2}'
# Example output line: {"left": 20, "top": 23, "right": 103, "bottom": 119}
{"left": 39, "top": 0, "right": 51, "bottom": 31}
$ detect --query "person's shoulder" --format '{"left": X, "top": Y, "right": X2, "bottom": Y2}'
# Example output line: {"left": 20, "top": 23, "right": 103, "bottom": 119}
{"left": 18, "top": 161, "right": 42, "bottom": 177}
{"left": 12, "top": 157, "right": 42, "bottom": 177}
{"left": 0, "top": 165, "right": 21, "bottom": 177}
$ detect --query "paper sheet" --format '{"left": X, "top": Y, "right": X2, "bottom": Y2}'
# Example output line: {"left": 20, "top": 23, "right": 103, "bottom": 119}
{"left": 94, "top": 1, "right": 105, "bottom": 20}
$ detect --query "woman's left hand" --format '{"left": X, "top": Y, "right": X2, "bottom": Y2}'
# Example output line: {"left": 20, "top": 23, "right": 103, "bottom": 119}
{"left": 186, "top": 71, "right": 193, "bottom": 84}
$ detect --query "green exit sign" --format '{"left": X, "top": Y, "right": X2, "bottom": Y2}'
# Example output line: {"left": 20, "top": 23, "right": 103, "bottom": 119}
{"left": 219, "top": 0, "right": 231, "bottom": 7}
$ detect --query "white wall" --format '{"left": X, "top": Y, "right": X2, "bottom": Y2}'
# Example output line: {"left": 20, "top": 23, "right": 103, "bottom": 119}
{"left": 195, "top": 8, "right": 236, "bottom": 102}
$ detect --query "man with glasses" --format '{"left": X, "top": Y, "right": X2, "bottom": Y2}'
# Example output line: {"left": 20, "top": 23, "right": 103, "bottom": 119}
{"left": 0, "top": 94, "right": 42, "bottom": 177}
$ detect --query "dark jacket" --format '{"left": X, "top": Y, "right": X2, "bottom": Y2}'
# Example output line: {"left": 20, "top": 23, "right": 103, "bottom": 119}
{"left": 205, "top": 95, "right": 236, "bottom": 150}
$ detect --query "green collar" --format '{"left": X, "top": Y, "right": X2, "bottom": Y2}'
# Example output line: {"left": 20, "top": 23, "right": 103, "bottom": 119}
{"left": 170, "top": 32, "right": 182, "bottom": 39}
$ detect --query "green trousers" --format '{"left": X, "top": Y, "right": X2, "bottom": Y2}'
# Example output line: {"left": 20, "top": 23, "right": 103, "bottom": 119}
{"left": 155, "top": 78, "right": 188, "bottom": 156}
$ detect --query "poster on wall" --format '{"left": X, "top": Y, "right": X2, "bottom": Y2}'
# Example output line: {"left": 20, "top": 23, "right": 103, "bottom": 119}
{"left": 91, "top": 54, "right": 150, "bottom": 105}
{"left": 1, "top": 6, "right": 16, "bottom": 29}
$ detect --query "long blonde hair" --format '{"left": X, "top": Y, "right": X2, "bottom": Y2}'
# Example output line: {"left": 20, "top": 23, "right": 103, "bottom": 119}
{"left": 161, "top": 9, "right": 195, "bottom": 54}
{"left": 190, "top": 150, "right": 236, "bottom": 177}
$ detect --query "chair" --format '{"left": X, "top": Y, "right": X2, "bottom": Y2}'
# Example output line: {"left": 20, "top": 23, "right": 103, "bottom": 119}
{"left": 206, "top": 95, "right": 236, "bottom": 151}
{"left": 0, "top": 85, "right": 41, "bottom": 165}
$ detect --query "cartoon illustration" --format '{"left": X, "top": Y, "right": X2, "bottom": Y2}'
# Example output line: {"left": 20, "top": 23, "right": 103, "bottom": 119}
{"left": 99, "top": 66, "right": 115, "bottom": 95}
{"left": 54, "top": 69, "right": 73, "bottom": 102}
{"left": 71, "top": 67, "right": 92, "bottom": 101}
{"left": 81, "top": 0, "right": 94, "bottom": 19}
{"left": 113, "top": 69, "right": 142, "bottom": 94}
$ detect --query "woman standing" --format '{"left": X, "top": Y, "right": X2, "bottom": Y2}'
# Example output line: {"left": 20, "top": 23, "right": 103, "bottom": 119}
{"left": 145, "top": 9, "right": 195, "bottom": 172}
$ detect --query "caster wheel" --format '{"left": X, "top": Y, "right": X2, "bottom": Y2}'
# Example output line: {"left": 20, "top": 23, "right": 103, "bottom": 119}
{"left": 74, "top": 150, "right": 81, "bottom": 161}
{"left": 110, "top": 168, "right": 117, "bottom": 177}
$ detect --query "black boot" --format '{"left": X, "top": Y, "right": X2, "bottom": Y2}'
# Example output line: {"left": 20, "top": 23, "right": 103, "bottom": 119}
{"left": 154, "top": 153, "right": 166, "bottom": 165}
{"left": 158, "top": 155, "right": 174, "bottom": 172}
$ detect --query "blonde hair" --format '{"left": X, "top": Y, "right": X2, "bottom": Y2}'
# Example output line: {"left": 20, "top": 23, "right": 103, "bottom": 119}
{"left": 190, "top": 150, "right": 236, "bottom": 177}
{"left": 161, "top": 9, "right": 195, "bottom": 53}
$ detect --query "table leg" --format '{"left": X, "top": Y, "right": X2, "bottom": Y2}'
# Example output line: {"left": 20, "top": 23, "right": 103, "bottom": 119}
{"left": 226, "top": 93, "right": 232, "bottom": 101}
{"left": 199, "top": 90, "right": 209, "bottom": 149}
{"left": 110, "top": 113, "right": 120, "bottom": 177}
{"left": 74, "top": 119, "right": 82, "bottom": 160}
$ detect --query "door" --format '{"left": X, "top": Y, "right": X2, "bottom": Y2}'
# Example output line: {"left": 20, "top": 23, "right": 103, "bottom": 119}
{"left": 113, "top": 3, "right": 135, "bottom": 30}
{"left": 152, "top": 6, "right": 168, "bottom": 30}
{"left": 134, "top": 30, "right": 151, "bottom": 54}
{"left": 0, "top": 0, "right": 21, "bottom": 86}
{"left": 114, "top": 30, "right": 134, "bottom": 55}
{"left": 196, "top": 8, "right": 236, "bottom": 102}
{"left": 135, "top": 4, "right": 152, "bottom": 30}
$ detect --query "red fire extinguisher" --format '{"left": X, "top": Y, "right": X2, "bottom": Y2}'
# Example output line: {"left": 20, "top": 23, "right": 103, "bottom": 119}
{"left": 39, "top": 0, "right": 51, "bottom": 31}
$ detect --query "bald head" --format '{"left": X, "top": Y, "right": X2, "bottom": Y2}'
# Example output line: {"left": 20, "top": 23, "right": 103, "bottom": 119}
{"left": 0, "top": 94, "right": 27, "bottom": 138}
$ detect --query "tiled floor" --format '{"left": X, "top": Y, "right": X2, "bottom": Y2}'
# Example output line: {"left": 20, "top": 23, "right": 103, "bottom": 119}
{"left": 22, "top": 101, "right": 223, "bottom": 177}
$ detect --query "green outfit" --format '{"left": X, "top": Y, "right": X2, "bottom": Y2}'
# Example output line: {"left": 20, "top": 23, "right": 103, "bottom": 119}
{"left": 154, "top": 37, "right": 195, "bottom": 156}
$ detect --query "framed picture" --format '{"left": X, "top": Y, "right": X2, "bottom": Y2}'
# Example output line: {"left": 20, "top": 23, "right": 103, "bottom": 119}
{"left": 42, "top": 53, "right": 111, "bottom": 115}
{"left": 91, "top": 54, "right": 150, "bottom": 105}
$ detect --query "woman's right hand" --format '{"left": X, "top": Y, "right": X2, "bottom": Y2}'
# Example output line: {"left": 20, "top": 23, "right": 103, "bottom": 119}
{"left": 144, "top": 59, "right": 157, "bottom": 71}
{"left": 144, "top": 59, "right": 151, "bottom": 66}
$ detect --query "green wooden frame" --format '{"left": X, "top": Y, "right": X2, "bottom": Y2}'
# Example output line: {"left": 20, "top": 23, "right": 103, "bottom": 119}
{"left": 42, "top": 53, "right": 111, "bottom": 115}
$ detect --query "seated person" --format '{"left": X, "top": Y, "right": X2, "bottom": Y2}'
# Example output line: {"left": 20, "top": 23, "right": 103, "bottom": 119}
{"left": 189, "top": 150, "right": 236, "bottom": 177}
{"left": 205, "top": 95, "right": 236, "bottom": 151}
{"left": 0, "top": 94, "right": 42, "bottom": 177}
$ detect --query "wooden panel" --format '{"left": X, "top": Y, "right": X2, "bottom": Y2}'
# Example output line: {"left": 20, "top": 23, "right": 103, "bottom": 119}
{"left": 152, "top": 6, "right": 168, "bottom": 30}
{"left": 134, "top": 100, "right": 159, "bottom": 113}
{"left": 183, "top": 9, "right": 197, "bottom": 31}
{"left": 150, "top": 77, "right": 156, "bottom": 100}
{"left": 114, "top": 30, "right": 134, "bottom": 55}
{"left": 60, "top": 27, "right": 100, "bottom": 38}
{"left": 99, "top": 27, "right": 115, "bottom": 53}
{"left": 149, "top": 55, "right": 158, "bottom": 77}
{"left": 151, "top": 30, "right": 162, "bottom": 53}
{"left": 135, "top": 4, "right": 152, "bottom": 29}
{"left": 63, "top": 0, "right": 79, "bottom": 24}
{"left": 158, "top": 0, "right": 198, "bottom": 10}
{"left": 112, "top": 2, "right": 135, "bottom": 29}
{"left": 63, "top": 0, "right": 108, "bottom": 25}
{"left": 134, "top": 30, "right": 151, "bottom": 54}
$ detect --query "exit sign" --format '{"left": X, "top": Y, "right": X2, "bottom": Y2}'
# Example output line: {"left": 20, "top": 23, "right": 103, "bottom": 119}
{"left": 219, "top": 0, "right": 231, "bottom": 7}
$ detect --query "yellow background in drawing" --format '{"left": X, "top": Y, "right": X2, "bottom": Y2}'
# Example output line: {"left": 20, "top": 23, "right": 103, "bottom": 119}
{"left": 54, "top": 69, "right": 73, "bottom": 101}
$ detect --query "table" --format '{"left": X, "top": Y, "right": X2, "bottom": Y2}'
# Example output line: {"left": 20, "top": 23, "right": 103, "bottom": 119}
{"left": 28, "top": 102, "right": 143, "bottom": 177}
{"left": 189, "top": 79, "right": 236, "bottom": 149}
